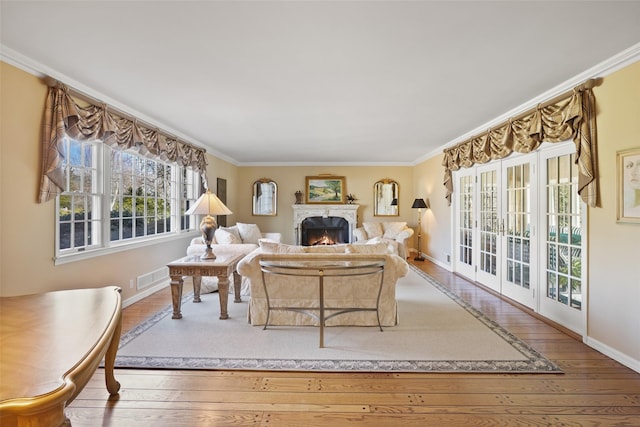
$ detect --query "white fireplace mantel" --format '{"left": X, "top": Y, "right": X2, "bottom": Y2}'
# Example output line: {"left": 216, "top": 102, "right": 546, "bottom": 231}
{"left": 292, "top": 204, "right": 359, "bottom": 245}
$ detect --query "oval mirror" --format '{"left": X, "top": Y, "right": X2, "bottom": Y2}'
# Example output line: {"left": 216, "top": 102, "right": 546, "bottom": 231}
{"left": 373, "top": 178, "right": 399, "bottom": 216}
{"left": 252, "top": 178, "right": 277, "bottom": 216}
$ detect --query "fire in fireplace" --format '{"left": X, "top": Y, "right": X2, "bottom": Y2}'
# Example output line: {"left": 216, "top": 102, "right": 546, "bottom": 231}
{"left": 301, "top": 216, "right": 349, "bottom": 246}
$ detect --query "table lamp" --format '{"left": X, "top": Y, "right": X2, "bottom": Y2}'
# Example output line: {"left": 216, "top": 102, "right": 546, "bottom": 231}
{"left": 185, "top": 190, "right": 232, "bottom": 260}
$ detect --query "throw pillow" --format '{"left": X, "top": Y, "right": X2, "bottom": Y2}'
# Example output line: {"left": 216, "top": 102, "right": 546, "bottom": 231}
{"left": 259, "top": 241, "right": 305, "bottom": 254}
{"left": 215, "top": 228, "right": 241, "bottom": 244}
{"left": 382, "top": 222, "right": 407, "bottom": 239}
{"left": 363, "top": 222, "right": 384, "bottom": 239}
{"left": 345, "top": 243, "right": 389, "bottom": 254}
{"left": 236, "top": 222, "right": 262, "bottom": 244}
{"left": 220, "top": 225, "right": 241, "bottom": 241}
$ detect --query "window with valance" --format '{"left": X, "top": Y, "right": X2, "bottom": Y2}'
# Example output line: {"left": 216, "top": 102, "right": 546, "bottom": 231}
{"left": 39, "top": 82, "right": 209, "bottom": 262}
{"left": 442, "top": 81, "right": 599, "bottom": 208}
{"left": 39, "top": 82, "right": 208, "bottom": 203}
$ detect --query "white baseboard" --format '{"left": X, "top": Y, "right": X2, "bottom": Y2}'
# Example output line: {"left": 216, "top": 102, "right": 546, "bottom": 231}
{"left": 584, "top": 336, "right": 640, "bottom": 374}
{"left": 422, "top": 253, "right": 452, "bottom": 271}
{"left": 122, "top": 279, "right": 170, "bottom": 309}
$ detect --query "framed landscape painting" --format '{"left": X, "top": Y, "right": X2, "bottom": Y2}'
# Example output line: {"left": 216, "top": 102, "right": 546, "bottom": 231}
{"left": 306, "top": 176, "right": 345, "bottom": 204}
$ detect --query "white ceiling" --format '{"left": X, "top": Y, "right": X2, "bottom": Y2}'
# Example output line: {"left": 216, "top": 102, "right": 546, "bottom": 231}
{"left": 2, "top": 1, "right": 639, "bottom": 165}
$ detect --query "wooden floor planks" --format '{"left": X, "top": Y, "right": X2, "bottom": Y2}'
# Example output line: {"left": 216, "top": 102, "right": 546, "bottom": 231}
{"left": 66, "top": 259, "right": 640, "bottom": 426}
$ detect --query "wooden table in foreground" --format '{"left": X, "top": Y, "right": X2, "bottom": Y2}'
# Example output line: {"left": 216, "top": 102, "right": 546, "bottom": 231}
{"left": 0, "top": 286, "right": 122, "bottom": 427}
{"left": 167, "top": 253, "right": 244, "bottom": 320}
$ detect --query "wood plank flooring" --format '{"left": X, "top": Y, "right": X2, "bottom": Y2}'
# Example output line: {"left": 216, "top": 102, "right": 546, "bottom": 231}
{"left": 66, "top": 259, "right": 640, "bottom": 426}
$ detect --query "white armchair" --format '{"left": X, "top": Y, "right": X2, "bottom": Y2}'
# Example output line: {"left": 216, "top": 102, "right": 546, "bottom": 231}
{"left": 353, "top": 221, "right": 414, "bottom": 259}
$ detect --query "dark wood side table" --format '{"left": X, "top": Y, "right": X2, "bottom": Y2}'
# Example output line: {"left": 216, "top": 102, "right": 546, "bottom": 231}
{"left": 167, "top": 253, "right": 244, "bottom": 320}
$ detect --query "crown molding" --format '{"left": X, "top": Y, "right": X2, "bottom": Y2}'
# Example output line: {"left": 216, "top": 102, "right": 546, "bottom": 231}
{"left": 237, "top": 161, "right": 414, "bottom": 167}
{"left": 413, "top": 42, "right": 640, "bottom": 166}
{"left": 0, "top": 44, "right": 240, "bottom": 166}
{"left": 3, "top": 42, "right": 638, "bottom": 169}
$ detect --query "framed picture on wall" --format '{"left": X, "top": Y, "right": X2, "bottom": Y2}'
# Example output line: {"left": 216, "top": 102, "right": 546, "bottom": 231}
{"left": 616, "top": 147, "right": 640, "bottom": 223}
{"left": 216, "top": 177, "right": 227, "bottom": 227}
{"left": 305, "top": 176, "right": 346, "bottom": 204}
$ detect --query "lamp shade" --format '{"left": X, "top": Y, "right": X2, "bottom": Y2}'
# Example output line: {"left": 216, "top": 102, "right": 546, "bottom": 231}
{"left": 390, "top": 198, "right": 398, "bottom": 206}
{"left": 411, "top": 198, "right": 427, "bottom": 209}
{"left": 185, "top": 190, "right": 233, "bottom": 216}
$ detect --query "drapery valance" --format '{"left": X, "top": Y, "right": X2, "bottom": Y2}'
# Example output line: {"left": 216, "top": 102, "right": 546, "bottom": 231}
{"left": 442, "top": 81, "right": 599, "bottom": 207}
{"left": 39, "top": 83, "right": 208, "bottom": 203}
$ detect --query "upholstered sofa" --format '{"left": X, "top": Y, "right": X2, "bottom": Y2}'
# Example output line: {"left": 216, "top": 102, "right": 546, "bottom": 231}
{"left": 186, "top": 223, "right": 281, "bottom": 293}
{"left": 353, "top": 221, "right": 414, "bottom": 259}
{"left": 236, "top": 241, "right": 409, "bottom": 327}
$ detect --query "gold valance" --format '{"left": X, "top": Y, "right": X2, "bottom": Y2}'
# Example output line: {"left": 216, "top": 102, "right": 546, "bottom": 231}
{"left": 39, "top": 83, "right": 208, "bottom": 203}
{"left": 442, "top": 82, "right": 598, "bottom": 207}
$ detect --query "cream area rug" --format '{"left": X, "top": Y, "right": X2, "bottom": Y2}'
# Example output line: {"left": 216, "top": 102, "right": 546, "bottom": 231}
{"left": 115, "top": 266, "right": 561, "bottom": 373}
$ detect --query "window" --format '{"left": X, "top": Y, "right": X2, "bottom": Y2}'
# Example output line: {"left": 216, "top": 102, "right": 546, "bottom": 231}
{"left": 56, "top": 137, "right": 199, "bottom": 262}
{"left": 180, "top": 166, "right": 200, "bottom": 231}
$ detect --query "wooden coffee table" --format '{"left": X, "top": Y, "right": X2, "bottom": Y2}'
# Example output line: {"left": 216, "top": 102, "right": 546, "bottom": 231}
{"left": 167, "top": 253, "right": 244, "bottom": 320}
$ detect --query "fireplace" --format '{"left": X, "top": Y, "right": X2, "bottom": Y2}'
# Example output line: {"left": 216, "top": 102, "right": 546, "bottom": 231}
{"left": 301, "top": 216, "right": 349, "bottom": 246}
{"left": 292, "top": 204, "right": 359, "bottom": 246}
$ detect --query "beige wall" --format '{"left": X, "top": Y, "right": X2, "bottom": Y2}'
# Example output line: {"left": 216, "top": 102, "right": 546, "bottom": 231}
{"left": 587, "top": 60, "right": 640, "bottom": 365}
{"left": 0, "top": 62, "right": 194, "bottom": 300}
{"left": 204, "top": 153, "right": 239, "bottom": 225}
{"left": 235, "top": 166, "right": 414, "bottom": 244}
{"left": 413, "top": 152, "right": 451, "bottom": 266}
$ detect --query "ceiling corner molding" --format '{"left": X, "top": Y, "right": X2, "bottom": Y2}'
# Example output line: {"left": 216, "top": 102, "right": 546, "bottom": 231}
{"left": 0, "top": 45, "right": 46, "bottom": 77}
{"left": 435, "top": 42, "right": 640, "bottom": 155}
{"left": 0, "top": 44, "right": 244, "bottom": 165}
{"left": 237, "top": 161, "right": 414, "bottom": 167}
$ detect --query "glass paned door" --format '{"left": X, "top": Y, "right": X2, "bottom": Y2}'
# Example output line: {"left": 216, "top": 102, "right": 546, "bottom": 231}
{"left": 539, "top": 144, "right": 584, "bottom": 334}
{"left": 501, "top": 155, "right": 536, "bottom": 308}
{"left": 454, "top": 169, "right": 475, "bottom": 280}
{"left": 476, "top": 164, "right": 501, "bottom": 292}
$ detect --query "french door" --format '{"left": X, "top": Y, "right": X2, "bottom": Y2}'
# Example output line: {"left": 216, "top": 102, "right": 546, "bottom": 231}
{"left": 454, "top": 169, "right": 475, "bottom": 280}
{"left": 538, "top": 144, "right": 585, "bottom": 334}
{"left": 475, "top": 164, "right": 501, "bottom": 292}
{"left": 501, "top": 155, "right": 536, "bottom": 308}
{"left": 453, "top": 142, "right": 584, "bottom": 333}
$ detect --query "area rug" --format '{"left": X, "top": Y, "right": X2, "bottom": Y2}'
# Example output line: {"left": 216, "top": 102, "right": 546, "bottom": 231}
{"left": 115, "top": 266, "right": 561, "bottom": 373}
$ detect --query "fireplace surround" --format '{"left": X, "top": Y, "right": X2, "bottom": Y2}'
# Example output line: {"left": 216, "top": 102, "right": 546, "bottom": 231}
{"left": 292, "top": 204, "right": 359, "bottom": 246}
{"left": 301, "top": 216, "right": 349, "bottom": 246}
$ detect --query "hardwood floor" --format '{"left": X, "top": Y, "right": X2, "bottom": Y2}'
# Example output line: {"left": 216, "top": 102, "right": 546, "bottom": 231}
{"left": 66, "top": 259, "right": 640, "bottom": 426}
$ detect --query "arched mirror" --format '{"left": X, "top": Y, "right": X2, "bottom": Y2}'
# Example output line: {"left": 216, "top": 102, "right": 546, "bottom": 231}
{"left": 252, "top": 178, "right": 277, "bottom": 216}
{"left": 374, "top": 178, "right": 399, "bottom": 216}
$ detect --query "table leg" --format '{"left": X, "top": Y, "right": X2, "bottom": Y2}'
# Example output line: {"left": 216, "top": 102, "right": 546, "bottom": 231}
{"left": 233, "top": 271, "right": 242, "bottom": 303}
{"left": 170, "top": 274, "right": 184, "bottom": 319}
{"left": 104, "top": 311, "right": 122, "bottom": 395}
{"left": 192, "top": 275, "right": 202, "bottom": 303}
{"left": 217, "top": 274, "right": 230, "bottom": 319}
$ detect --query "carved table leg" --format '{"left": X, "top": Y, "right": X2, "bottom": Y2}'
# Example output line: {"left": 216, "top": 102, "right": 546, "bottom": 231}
{"left": 192, "top": 275, "right": 202, "bottom": 303}
{"left": 170, "top": 274, "right": 184, "bottom": 319}
{"left": 104, "top": 311, "right": 122, "bottom": 395}
{"left": 233, "top": 271, "right": 242, "bottom": 303}
{"left": 217, "top": 274, "right": 230, "bottom": 319}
